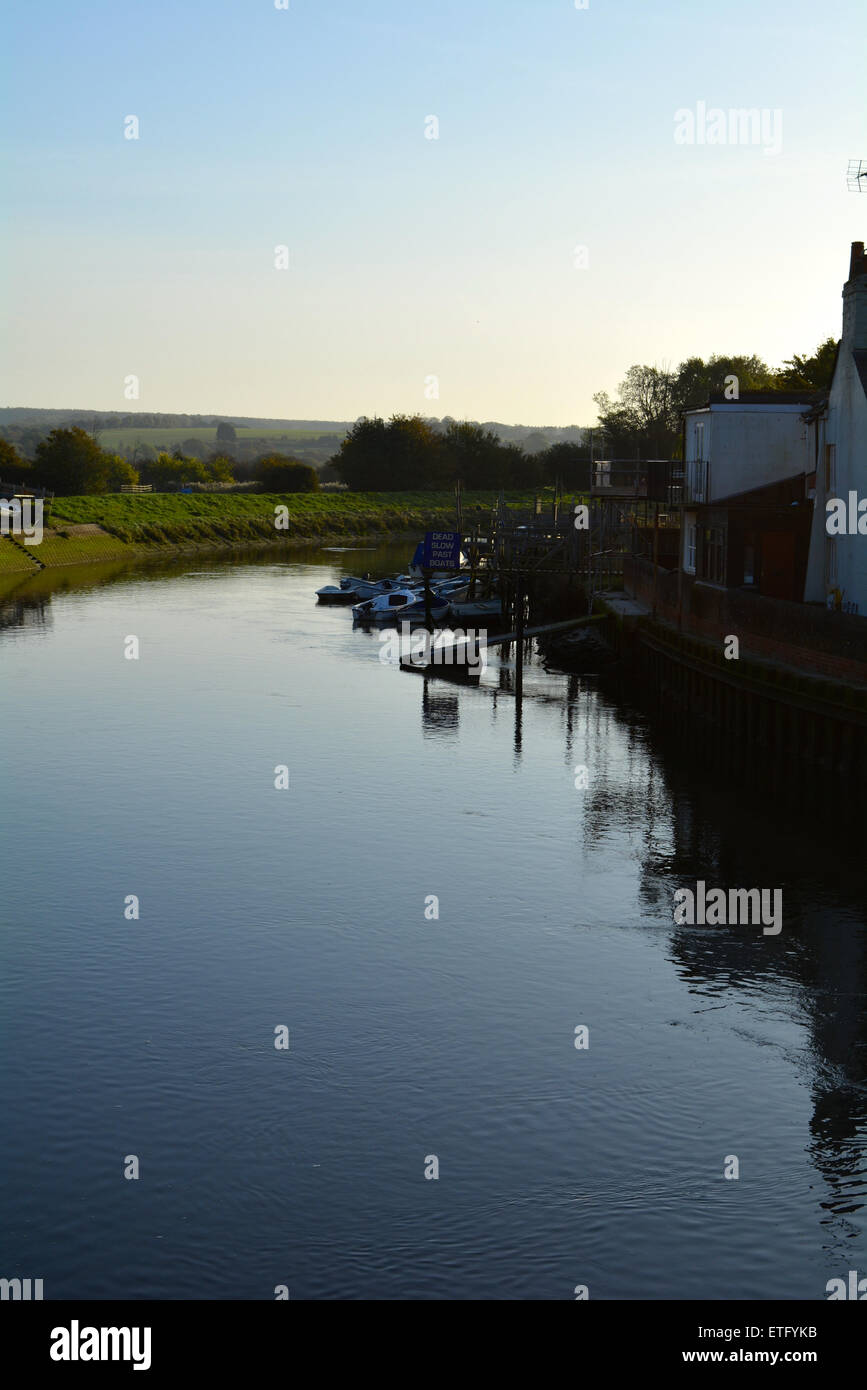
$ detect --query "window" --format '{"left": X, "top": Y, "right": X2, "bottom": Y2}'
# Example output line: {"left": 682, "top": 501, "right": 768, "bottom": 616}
{"left": 825, "top": 534, "right": 837, "bottom": 585}
{"left": 685, "top": 422, "right": 708, "bottom": 502}
{"left": 825, "top": 443, "right": 836, "bottom": 494}
{"left": 703, "top": 525, "right": 726, "bottom": 585}
{"left": 685, "top": 522, "right": 697, "bottom": 573}
{"left": 743, "top": 542, "right": 755, "bottom": 586}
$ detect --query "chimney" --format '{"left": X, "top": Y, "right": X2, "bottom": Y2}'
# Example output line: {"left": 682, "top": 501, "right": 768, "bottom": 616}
{"left": 842, "top": 240, "right": 867, "bottom": 349}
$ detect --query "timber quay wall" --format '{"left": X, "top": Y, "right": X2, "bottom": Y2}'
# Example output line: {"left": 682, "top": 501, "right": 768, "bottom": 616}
{"left": 599, "top": 558, "right": 867, "bottom": 778}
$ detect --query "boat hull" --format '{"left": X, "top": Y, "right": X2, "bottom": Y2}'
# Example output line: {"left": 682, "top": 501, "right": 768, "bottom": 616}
{"left": 448, "top": 598, "right": 502, "bottom": 621}
{"left": 316, "top": 586, "right": 357, "bottom": 603}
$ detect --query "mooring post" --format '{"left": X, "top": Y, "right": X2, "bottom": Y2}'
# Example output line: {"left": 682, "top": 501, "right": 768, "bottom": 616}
{"left": 515, "top": 577, "right": 524, "bottom": 700}
{"left": 652, "top": 503, "right": 659, "bottom": 618}
{"left": 424, "top": 567, "right": 433, "bottom": 632}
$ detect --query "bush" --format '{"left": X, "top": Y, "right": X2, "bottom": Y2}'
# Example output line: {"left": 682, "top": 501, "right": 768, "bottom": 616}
{"left": 255, "top": 454, "right": 319, "bottom": 492}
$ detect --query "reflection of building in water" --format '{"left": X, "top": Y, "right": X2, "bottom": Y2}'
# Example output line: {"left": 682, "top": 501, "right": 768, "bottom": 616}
{"left": 801, "top": 912, "right": 867, "bottom": 1241}
{"left": 579, "top": 683, "right": 867, "bottom": 1242}
{"left": 0, "top": 592, "right": 52, "bottom": 633}
{"left": 421, "top": 680, "right": 459, "bottom": 738}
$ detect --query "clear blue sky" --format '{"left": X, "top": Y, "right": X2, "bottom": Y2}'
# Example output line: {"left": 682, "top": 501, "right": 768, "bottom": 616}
{"left": 2, "top": 0, "right": 864, "bottom": 424}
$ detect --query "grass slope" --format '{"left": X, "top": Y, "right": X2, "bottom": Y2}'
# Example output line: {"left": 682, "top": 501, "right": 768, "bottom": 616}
{"left": 49, "top": 491, "right": 532, "bottom": 547}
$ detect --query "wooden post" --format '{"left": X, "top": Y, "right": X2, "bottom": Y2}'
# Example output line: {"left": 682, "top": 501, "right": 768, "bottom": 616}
{"left": 652, "top": 502, "right": 659, "bottom": 618}
{"left": 515, "top": 577, "right": 524, "bottom": 700}
{"left": 423, "top": 568, "right": 434, "bottom": 632}
{"left": 676, "top": 503, "right": 684, "bottom": 631}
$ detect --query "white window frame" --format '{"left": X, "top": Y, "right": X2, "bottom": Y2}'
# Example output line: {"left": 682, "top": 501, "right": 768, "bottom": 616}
{"left": 684, "top": 521, "right": 697, "bottom": 573}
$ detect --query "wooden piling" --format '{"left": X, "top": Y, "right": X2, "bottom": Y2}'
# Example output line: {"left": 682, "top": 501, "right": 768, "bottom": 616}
{"left": 515, "top": 578, "right": 524, "bottom": 700}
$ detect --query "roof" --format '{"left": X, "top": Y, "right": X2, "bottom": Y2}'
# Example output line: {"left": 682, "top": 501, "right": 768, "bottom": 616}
{"left": 704, "top": 389, "right": 818, "bottom": 405}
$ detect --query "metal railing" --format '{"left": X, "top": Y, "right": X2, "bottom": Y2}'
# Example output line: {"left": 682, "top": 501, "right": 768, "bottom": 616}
{"left": 681, "top": 459, "right": 709, "bottom": 504}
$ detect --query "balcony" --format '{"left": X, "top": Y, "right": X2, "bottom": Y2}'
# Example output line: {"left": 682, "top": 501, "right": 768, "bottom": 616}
{"left": 591, "top": 460, "right": 675, "bottom": 501}
{"left": 682, "top": 459, "right": 709, "bottom": 504}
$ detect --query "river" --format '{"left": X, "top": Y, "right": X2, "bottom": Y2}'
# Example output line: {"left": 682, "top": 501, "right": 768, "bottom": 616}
{"left": 1, "top": 544, "right": 865, "bottom": 1299}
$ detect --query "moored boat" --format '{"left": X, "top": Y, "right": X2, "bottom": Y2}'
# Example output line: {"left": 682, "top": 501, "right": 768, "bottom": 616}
{"left": 339, "top": 575, "right": 422, "bottom": 601}
{"left": 448, "top": 596, "right": 503, "bottom": 621}
{"left": 352, "top": 588, "right": 450, "bottom": 624}
{"left": 316, "top": 584, "right": 358, "bottom": 603}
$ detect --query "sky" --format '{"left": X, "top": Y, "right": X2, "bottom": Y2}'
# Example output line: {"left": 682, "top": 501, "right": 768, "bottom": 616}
{"left": 1, "top": 0, "right": 865, "bottom": 425}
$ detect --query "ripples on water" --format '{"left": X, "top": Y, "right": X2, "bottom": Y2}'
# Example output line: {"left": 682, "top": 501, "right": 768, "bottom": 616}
{"left": 0, "top": 546, "right": 865, "bottom": 1299}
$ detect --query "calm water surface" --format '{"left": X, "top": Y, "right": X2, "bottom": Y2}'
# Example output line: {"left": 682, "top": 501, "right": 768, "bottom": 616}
{"left": 1, "top": 545, "right": 866, "bottom": 1299}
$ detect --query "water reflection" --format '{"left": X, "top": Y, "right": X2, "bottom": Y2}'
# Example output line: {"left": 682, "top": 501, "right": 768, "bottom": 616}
{"left": 415, "top": 634, "right": 867, "bottom": 1251}
{"left": 0, "top": 591, "right": 52, "bottom": 633}
{"left": 1, "top": 542, "right": 865, "bottom": 1295}
{"left": 421, "top": 681, "right": 459, "bottom": 739}
{"left": 576, "top": 668, "right": 867, "bottom": 1247}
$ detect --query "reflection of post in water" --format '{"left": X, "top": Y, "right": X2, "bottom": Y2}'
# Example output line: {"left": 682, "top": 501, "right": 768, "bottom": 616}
{"left": 420, "top": 675, "right": 459, "bottom": 738}
{"left": 513, "top": 687, "right": 523, "bottom": 760}
{"left": 563, "top": 673, "right": 581, "bottom": 762}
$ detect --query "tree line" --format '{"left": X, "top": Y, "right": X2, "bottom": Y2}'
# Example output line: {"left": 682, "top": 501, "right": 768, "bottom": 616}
{"left": 591, "top": 340, "right": 836, "bottom": 457}
{"left": 331, "top": 339, "right": 835, "bottom": 490}
{"left": 0, "top": 430, "right": 319, "bottom": 495}
{"left": 1, "top": 338, "right": 835, "bottom": 495}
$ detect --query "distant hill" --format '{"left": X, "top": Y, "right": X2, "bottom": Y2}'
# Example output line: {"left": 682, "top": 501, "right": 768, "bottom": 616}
{"left": 0, "top": 408, "right": 355, "bottom": 432}
{"left": 0, "top": 408, "right": 589, "bottom": 469}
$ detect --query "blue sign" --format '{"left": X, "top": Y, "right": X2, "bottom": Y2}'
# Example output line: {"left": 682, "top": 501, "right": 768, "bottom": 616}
{"left": 423, "top": 530, "right": 461, "bottom": 570}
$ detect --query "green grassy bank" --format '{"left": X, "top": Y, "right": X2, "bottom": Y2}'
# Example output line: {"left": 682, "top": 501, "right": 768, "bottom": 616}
{"left": 2, "top": 490, "right": 543, "bottom": 572}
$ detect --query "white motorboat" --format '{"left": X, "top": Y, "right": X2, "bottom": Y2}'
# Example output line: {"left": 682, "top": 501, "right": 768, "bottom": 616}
{"left": 352, "top": 589, "right": 450, "bottom": 624}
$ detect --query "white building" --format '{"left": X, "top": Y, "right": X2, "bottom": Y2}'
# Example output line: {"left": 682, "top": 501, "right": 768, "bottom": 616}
{"left": 679, "top": 394, "right": 813, "bottom": 598}
{"left": 804, "top": 242, "right": 867, "bottom": 613}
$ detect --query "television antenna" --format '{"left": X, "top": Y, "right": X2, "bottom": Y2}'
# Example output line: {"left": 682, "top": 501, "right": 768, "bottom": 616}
{"left": 846, "top": 159, "right": 867, "bottom": 191}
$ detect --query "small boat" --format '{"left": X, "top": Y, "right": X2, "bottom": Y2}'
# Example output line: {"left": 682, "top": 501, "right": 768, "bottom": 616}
{"left": 316, "top": 584, "right": 358, "bottom": 603}
{"left": 449, "top": 596, "right": 503, "bottom": 621}
{"left": 433, "top": 577, "right": 470, "bottom": 601}
{"left": 352, "top": 589, "right": 450, "bottom": 624}
{"left": 340, "top": 575, "right": 421, "bottom": 601}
